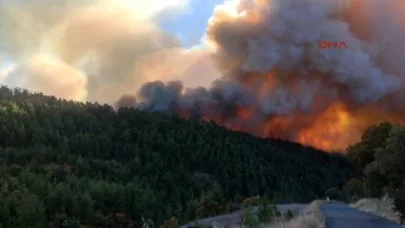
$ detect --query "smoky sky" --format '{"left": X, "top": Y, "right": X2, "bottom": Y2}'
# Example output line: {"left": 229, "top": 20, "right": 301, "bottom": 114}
{"left": 1, "top": 0, "right": 405, "bottom": 149}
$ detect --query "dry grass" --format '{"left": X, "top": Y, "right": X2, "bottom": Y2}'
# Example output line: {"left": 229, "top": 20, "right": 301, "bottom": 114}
{"left": 226, "top": 200, "right": 325, "bottom": 228}
{"left": 349, "top": 195, "right": 402, "bottom": 224}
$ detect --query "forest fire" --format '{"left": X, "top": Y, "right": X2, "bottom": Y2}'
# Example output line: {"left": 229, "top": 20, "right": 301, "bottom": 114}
{"left": 1, "top": 0, "right": 404, "bottom": 152}
{"left": 125, "top": 0, "right": 405, "bottom": 152}
{"left": 297, "top": 103, "right": 352, "bottom": 151}
{"left": 198, "top": 101, "right": 363, "bottom": 151}
{"left": 194, "top": 100, "right": 405, "bottom": 151}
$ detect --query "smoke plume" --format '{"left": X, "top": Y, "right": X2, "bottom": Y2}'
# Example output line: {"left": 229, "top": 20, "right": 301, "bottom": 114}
{"left": 120, "top": 0, "right": 405, "bottom": 150}
{"left": 1, "top": 0, "right": 405, "bottom": 150}
{"left": 0, "top": 0, "right": 218, "bottom": 103}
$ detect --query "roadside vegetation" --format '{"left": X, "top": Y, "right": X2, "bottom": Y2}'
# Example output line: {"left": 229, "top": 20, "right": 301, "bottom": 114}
{"left": 343, "top": 122, "right": 405, "bottom": 223}
{"left": 234, "top": 200, "right": 325, "bottom": 228}
{"left": 350, "top": 195, "right": 402, "bottom": 224}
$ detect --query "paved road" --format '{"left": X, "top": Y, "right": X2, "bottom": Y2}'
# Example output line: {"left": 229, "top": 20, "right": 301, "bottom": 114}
{"left": 322, "top": 203, "right": 402, "bottom": 228}
{"left": 181, "top": 204, "right": 306, "bottom": 228}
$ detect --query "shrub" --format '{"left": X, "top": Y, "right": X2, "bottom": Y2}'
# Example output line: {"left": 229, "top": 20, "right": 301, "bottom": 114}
{"left": 285, "top": 210, "right": 294, "bottom": 220}
{"left": 243, "top": 207, "right": 258, "bottom": 228}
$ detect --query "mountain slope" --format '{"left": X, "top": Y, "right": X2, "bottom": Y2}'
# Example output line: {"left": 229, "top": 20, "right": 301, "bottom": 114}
{"left": 0, "top": 86, "right": 359, "bottom": 227}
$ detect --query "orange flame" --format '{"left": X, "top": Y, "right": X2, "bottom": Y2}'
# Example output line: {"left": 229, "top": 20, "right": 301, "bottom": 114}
{"left": 178, "top": 0, "right": 405, "bottom": 152}
{"left": 297, "top": 103, "right": 353, "bottom": 151}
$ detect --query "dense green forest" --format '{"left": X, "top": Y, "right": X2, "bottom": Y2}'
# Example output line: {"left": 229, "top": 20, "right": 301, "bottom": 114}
{"left": 0, "top": 86, "right": 359, "bottom": 227}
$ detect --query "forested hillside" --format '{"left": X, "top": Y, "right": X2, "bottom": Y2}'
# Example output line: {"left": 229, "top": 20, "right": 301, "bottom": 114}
{"left": 0, "top": 86, "right": 359, "bottom": 227}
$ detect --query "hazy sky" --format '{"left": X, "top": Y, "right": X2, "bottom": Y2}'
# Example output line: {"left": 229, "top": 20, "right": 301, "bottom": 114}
{"left": 0, "top": 0, "right": 225, "bottom": 101}
{"left": 157, "top": 0, "right": 223, "bottom": 47}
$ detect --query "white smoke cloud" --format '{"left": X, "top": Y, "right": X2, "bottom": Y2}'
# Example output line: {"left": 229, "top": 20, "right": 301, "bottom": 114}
{"left": 3, "top": 54, "right": 87, "bottom": 101}
{"left": 0, "top": 0, "right": 218, "bottom": 103}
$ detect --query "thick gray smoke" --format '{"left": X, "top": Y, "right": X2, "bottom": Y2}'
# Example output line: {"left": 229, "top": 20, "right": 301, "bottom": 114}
{"left": 117, "top": 0, "right": 405, "bottom": 150}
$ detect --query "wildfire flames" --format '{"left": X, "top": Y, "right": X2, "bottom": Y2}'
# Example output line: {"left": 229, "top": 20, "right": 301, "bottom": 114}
{"left": 130, "top": 0, "right": 405, "bottom": 152}
{"left": 1, "top": 0, "right": 405, "bottom": 151}
{"left": 190, "top": 92, "right": 405, "bottom": 151}
{"left": 297, "top": 103, "right": 352, "bottom": 151}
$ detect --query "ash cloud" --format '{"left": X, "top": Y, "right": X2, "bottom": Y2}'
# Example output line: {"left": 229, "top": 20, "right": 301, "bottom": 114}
{"left": 118, "top": 0, "right": 405, "bottom": 149}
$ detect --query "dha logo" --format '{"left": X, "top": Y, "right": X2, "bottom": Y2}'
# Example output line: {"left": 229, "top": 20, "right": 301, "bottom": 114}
{"left": 318, "top": 40, "right": 348, "bottom": 49}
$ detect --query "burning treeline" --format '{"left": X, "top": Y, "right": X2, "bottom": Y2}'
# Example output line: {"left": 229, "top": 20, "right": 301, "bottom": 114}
{"left": 129, "top": 0, "right": 405, "bottom": 151}
{"left": 121, "top": 0, "right": 405, "bottom": 151}
{"left": 1, "top": 0, "right": 405, "bottom": 151}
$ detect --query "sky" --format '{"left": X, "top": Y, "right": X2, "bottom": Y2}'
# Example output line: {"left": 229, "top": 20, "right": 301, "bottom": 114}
{"left": 0, "top": 0, "right": 221, "bottom": 80}
{"left": 0, "top": 0, "right": 226, "bottom": 103}
{"left": 157, "top": 0, "right": 224, "bottom": 47}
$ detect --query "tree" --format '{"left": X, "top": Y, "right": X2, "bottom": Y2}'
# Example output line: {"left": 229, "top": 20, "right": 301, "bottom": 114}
{"left": 61, "top": 219, "right": 81, "bottom": 228}
{"left": 16, "top": 194, "right": 46, "bottom": 227}
{"left": 363, "top": 162, "right": 387, "bottom": 198}
{"left": 343, "top": 178, "right": 365, "bottom": 201}
{"left": 346, "top": 144, "right": 374, "bottom": 169}
{"left": 361, "top": 122, "right": 393, "bottom": 150}
{"left": 375, "top": 126, "right": 405, "bottom": 189}
{"left": 347, "top": 124, "right": 405, "bottom": 219}
{"left": 0, "top": 86, "right": 359, "bottom": 227}
{"left": 374, "top": 126, "right": 405, "bottom": 218}
{"left": 347, "top": 122, "right": 392, "bottom": 169}
{"left": 73, "top": 193, "right": 94, "bottom": 222}
{"left": 0, "top": 201, "right": 10, "bottom": 227}
{"left": 184, "top": 199, "right": 198, "bottom": 222}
